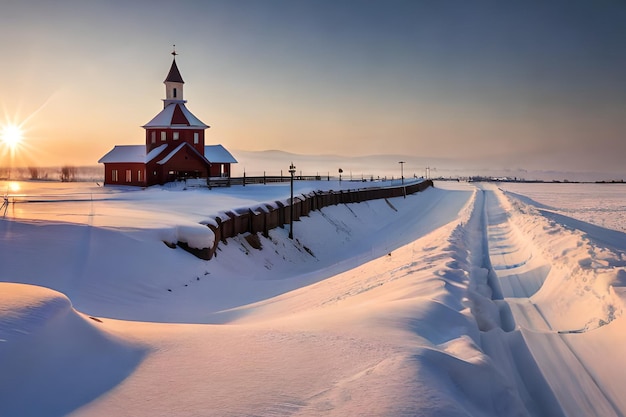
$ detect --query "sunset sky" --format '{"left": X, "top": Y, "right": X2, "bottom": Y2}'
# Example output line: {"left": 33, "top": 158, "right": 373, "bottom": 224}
{"left": 1, "top": 0, "right": 625, "bottom": 177}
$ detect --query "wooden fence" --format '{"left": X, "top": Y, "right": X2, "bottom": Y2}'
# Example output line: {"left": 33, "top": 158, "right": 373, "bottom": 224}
{"left": 208, "top": 174, "right": 327, "bottom": 187}
{"left": 177, "top": 180, "right": 434, "bottom": 260}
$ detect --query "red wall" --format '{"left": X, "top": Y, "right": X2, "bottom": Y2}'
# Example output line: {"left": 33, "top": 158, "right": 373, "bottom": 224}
{"left": 103, "top": 163, "right": 147, "bottom": 186}
{"left": 209, "top": 163, "right": 231, "bottom": 177}
{"left": 145, "top": 128, "right": 206, "bottom": 154}
{"left": 161, "top": 146, "right": 209, "bottom": 175}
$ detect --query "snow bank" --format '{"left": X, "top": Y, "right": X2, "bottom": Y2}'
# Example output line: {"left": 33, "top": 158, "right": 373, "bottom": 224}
{"left": 0, "top": 283, "right": 145, "bottom": 417}
{"left": 500, "top": 187, "right": 625, "bottom": 332}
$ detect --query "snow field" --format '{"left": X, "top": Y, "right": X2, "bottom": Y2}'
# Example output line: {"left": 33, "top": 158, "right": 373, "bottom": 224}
{"left": 85, "top": 185, "right": 529, "bottom": 416}
{"left": 499, "top": 182, "right": 626, "bottom": 234}
{"left": 1, "top": 180, "right": 626, "bottom": 416}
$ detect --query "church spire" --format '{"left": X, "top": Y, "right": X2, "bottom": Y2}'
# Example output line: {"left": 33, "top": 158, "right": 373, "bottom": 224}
{"left": 164, "top": 45, "right": 184, "bottom": 84}
{"left": 163, "top": 45, "right": 185, "bottom": 107}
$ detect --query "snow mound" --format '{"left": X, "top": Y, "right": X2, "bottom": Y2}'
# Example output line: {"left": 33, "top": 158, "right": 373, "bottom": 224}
{"left": 0, "top": 283, "right": 145, "bottom": 417}
{"left": 0, "top": 283, "right": 72, "bottom": 339}
{"left": 158, "top": 223, "right": 215, "bottom": 250}
{"left": 175, "top": 224, "right": 215, "bottom": 249}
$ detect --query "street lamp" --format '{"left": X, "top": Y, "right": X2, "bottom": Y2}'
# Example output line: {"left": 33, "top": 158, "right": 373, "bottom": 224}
{"left": 289, "top": 162, "right": 296, "bottom": 239}
{"left": 338, "top": 168, "right": 343, "bottom": 183}
{"left": 398, "top": 161, "right": 405, "bottom": 185}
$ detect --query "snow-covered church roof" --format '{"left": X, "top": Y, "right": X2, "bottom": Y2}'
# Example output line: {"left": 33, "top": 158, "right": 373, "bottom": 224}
{"left": 205, "top": 145, "right": 238, "bottom": 163}
{"left": 98, "top": 144, "right": 237, "bottom": 164}
{"left": 98, "top": 144, "right": 168, "bottom": 164}
{"left": 142, "top": 102, "right": 209, "bottom": 129}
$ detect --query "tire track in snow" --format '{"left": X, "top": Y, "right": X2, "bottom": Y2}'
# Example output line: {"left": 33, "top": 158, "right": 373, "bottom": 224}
{"left": 476, "top": 184, "right": 621, "bottom": 417}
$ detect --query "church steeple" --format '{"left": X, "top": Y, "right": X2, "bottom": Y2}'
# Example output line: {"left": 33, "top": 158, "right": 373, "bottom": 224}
{"left": 163, "top": 46, "right": 185, "bottom": 108}
{"left": 143, "top": 48, "right": 209, "bottom": 154}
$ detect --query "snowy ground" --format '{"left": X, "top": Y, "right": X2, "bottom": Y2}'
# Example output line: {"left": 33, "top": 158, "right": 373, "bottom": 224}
{"left": 1, "top": 180, "right": 625, "bottom": 416}
{"left": 499, "top": 182, "right": 626, "bottom": 233}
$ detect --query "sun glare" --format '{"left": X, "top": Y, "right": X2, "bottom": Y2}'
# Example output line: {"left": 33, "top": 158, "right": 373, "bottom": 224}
{"left": 8, "top": 182, "right": 20, "bottom": 192}
{"left": 1, "top": 124, "right": 23, "bottom": 150}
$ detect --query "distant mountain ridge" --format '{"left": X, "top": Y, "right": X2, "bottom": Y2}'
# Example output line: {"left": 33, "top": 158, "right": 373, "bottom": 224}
{"left": 231, "top": 149, "right": 440, "bottom": 179}
{"left": 230, "top": 149, "right": 625, "bottom": 182}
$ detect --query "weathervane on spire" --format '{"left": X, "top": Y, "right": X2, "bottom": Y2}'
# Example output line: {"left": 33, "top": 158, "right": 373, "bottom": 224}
{"left": 171, "top": 44, "right": 178, "bottom": 57}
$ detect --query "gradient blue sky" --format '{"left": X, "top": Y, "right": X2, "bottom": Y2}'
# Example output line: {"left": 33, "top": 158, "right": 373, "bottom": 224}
{"left": 1, "top": 0, "right": 625, "bottom": 176}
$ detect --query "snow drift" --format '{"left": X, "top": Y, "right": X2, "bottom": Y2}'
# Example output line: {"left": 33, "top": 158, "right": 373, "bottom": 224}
{"left": 0, "top": 283, "right": 145, "bottom": 417}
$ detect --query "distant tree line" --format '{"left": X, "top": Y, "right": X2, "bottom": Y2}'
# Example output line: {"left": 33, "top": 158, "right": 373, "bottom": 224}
{"left": 60, "top": 166, "right": 77, "bottom": 182}
{"left": 0, "top": 165, "right": 103, "bottom": 182}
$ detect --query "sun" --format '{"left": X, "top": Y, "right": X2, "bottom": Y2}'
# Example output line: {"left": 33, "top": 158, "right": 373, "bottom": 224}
{"left": 1, "top": 124, "right": 23, "bottom": 150}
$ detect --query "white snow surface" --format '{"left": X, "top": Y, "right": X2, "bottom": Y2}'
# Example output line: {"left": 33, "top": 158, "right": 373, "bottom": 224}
{"left": 97, "top": 144, "right": 168, "bottom": 164}
{"left": 1, "top": 180, "right": 625, "bottom": 416}
{"left": 204, "top": 144, "right": 238, "bottom": 163}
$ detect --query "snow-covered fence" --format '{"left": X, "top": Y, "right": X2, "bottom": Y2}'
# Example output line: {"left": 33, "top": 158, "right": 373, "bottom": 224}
{"left": 178, "top": 180, "right": 433, "bottom": 260}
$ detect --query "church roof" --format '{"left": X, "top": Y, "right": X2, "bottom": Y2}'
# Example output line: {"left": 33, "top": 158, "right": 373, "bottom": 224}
{"left": 205, "top": 145, "right": 238, "bottom": 163}
{"left": 98, "top": 144, "right": 168, "bottom": 164}
{"left": 98, "top": 144, "right": 237, "bottom": 164}
{"left": 165, "top": 59, "right": 184, "bottom": 83}
{"left": 143, "top": 102, "right": 209, "bottom": 128}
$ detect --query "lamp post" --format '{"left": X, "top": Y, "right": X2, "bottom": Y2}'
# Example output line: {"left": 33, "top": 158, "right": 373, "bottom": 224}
{"left": 289, "top": 162, "right": 296, "bottom": 239}
{"left": 398, "top": 161, "right": 405, "bottom": 185}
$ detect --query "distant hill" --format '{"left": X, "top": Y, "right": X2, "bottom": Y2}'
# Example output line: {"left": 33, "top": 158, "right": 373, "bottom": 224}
{"left": 230, "top": 149, "right": 442, "bottom": 179}
{"left": 229, "top": 149, "right": 625, "bottom": 182}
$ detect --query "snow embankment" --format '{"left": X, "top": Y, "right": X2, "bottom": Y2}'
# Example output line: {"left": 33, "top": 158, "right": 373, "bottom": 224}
{"left": 501, "top": 188, "right": 625, "bottom": 332}
{"left": 0, "top": 283, "right": 145, "bottom": 417}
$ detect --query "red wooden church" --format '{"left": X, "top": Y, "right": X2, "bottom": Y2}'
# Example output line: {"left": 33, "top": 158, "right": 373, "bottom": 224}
{"left": 99, "top": 52, "right": 237, "bottom": 186}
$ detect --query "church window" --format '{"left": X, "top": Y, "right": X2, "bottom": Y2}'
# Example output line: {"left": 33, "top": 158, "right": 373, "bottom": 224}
{"left": 193, "top": 132, "right": 199, "bottom": 144}
{"left": 173, "top": 131, "right": 179, "bottom": 140}
{"left": 111, "top": 169, "right": 118, "bottom": 182}
{"left": 137, "top": 170, "right": 143, "bottom": 182}
{"left": 151, "top": 131, "right": 156, "bottom": 143}
{"left": 173, "top": 88, "right": 177, "bottom": 98}
{"left": 161, "top": 131, "right": 166, "bottom": 141}
{"left": 126, "top": 170, "right": 132, "bottom": 182}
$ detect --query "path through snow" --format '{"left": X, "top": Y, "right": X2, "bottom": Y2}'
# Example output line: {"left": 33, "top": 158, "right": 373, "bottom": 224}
{"left": 470, "top": 184, "right": 626, "bottom": 417}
